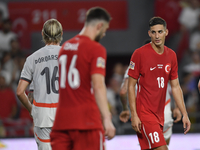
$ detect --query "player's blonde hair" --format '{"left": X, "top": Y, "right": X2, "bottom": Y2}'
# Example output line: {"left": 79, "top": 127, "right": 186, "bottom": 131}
{"left": 42, "top": 19, "right": 63, "bottom": 44}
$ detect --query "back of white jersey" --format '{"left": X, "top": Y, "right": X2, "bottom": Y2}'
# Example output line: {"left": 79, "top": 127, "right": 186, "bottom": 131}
{"left": 20, "top": 45, "right": 60, "bottom": 127}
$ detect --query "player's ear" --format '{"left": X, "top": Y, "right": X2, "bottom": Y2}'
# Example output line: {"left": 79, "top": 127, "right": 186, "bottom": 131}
{"left": 165, "top": 29, "right": 169, "bottom": 36}
{"left": 41, "top": 31, "right": 43, "bottom": 37}
{"left": 148, "top": 30, "right": 151, "bottom": 37}
{"left": 96, "top": 22, "right": 103, "bottom": 31}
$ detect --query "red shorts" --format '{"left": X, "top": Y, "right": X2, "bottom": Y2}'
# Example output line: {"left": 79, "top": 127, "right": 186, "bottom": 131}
{"left": 50, "top": 129, "right": 105, "bottom": 150}
{"left": 137, "top": 121, "right": 166, "bottom": 149}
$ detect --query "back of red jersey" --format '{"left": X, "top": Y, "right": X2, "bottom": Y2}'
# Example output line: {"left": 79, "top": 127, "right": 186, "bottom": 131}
{"left": 53, "top": 35, "right": 106, "bottom": 130}
{"left": 128, "top": 43, "right": 178, "bottom": 126}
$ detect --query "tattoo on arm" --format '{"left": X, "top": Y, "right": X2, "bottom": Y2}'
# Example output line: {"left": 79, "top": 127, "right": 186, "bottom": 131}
{"left": 28, "top": 92, "right": 34, "bottom": 104}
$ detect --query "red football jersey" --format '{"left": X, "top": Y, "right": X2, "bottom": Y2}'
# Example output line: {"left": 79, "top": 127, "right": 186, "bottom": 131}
{"left": 53, "top": 35, "right": 106, "bottom": 130}
{"left": 128, "top": 43, "right": 178, "bottom": 126}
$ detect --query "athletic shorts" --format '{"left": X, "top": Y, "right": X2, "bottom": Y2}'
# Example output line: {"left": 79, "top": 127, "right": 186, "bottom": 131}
{"left": 137, "top": 121, "right": 166, "bottom": 150}
{"left": 163, "top": 126, "right": 172, "bottom": 141}
{"left": 50, "top": 129, "right": 105, "bottom": 150}
{"left": 34, "top": 126, "right": 52, "bottom": 150}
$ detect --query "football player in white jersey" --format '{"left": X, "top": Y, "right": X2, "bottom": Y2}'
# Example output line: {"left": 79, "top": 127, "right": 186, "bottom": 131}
{"left": 16, "top": 19, "right": 63, "bottom": 150}
{"left": 119, "top": 67, "right": 182, "bottom": 145}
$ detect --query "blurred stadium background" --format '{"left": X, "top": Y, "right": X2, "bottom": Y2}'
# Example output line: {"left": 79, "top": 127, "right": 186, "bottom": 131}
{"left": 0, "top": 0, "right": 200, "bottom": 149}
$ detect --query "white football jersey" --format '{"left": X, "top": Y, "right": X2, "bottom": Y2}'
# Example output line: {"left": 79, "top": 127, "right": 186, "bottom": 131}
{"left": 20, "top": 45, "right": 61, "bottom": 127}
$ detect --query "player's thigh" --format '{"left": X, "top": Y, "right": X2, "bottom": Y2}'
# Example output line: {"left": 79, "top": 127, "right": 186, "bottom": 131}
{"left": 72, "top": 129, "right": 105, "bottom": 150}
{"left": 137, "top": 121, "right": 166, "bottom": 150}
{"left": 50, "top": 130, "right": 72, "bottom": 150}
{"left": 34, "top": 127, "right": 52, "bottom": 150}
{"left": 36, "top": 141, "right": 51, "bottom": 150}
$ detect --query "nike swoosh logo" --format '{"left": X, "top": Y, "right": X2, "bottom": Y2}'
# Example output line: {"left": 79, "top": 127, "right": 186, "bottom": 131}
{"left": 150, "top": 67, "right": 156, "bottom": 71}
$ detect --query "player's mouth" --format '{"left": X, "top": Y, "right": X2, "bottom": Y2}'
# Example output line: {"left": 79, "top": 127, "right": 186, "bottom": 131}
{"left": 155, "top": 39, "right": 160, "bottom": 43}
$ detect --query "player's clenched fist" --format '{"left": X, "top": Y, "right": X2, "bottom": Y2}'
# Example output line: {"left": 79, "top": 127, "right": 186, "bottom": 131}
{"left": 119, "top": 110, "right": 130, "bottom": 123}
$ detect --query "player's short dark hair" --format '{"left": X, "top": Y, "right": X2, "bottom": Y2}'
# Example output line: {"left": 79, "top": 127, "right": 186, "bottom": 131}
{"left": 149, "top": 17, "right": 167, "bottom": 29}
{"left": 85, "top": 7, "right": 111, "bottom": 23}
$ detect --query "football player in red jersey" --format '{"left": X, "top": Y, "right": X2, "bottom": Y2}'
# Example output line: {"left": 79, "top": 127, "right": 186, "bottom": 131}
{"left": 50, "top": 7, "right": 115, "bottom": 150}
{"left": 121, "top": 17, "right": 191, "bottom": 150}
{"left": 119, "top": 39, "right": 182, "bottom": 146}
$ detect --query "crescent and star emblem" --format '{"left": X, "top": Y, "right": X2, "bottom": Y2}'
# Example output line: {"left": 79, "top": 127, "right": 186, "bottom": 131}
{"left": 165, "top": 64, "right": 171, "bottom": 74}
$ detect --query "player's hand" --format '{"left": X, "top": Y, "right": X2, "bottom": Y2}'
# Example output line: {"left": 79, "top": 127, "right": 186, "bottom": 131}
{"left": 131, "top": 115, "right": 141, "bottom": 133}
{"left": 119, "top": 110, "right": 130, "bottom": 123}
{"left": 103, "top": 118, "right": 116, "bottom": 140}
{"left": 29, "top": 112, "right": 33, "bottom": 118}
{"left": 173, "top": 107, "right": 182, "bottom": 123}
{"left": 182, "top": 115, "right": 191, "bottom": 134}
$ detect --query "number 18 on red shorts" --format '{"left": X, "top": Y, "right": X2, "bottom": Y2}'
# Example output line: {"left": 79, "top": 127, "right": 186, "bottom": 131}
{"left": 137, "top": 121, "right": 167, "bottom": 149}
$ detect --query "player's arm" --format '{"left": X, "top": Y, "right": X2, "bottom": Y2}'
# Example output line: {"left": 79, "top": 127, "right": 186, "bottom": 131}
{"left": 120, "top": 78, "right": 129, "bottom": 110}
{"left": 128, "top": 76, "right": 141, "bottom": 133}
{"left": 170, "top": 78, "right": 191, "bottom": 134}
{"left": 119, "top": 78, "right": 130, "bottom": 123}
{"left": 16, "top": 80, "right": 32, "bottom": 114}
{"left": 28, "top": 91, "right": 34, "bottom": 104}
{"left": 28, "top": 82, "right": 34, "bottom": 104}
{"left": 92, "top": 73, "right": 116, "bottom": 140}
{"left": 198, "top": 80, "right": 200, "bottom": 92}
{"left": 173, "top": 102, "right": 182, "bottom": 123}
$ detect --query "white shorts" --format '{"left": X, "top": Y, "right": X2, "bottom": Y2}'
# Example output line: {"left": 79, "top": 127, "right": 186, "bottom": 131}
{"left": 163, "top": 124, "right": 172, "bottom": 140}
{"left": 163, "top": 100, "right": 173, "bottom": 140}
{"left": 34, "top": 127, "right": 52, "bottom": 150}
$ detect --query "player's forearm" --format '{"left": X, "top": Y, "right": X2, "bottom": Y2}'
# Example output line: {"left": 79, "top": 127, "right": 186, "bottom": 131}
{"left": 17, "top": 92, "right": 32, "bottom": 112}
{"left": 120, "top": 78, "right": 129, "bottom": 110}
{"left": 128, "top": 77, "right": 138, "bottom": 117}
{"left": 120, "top": 94, "right": 128, "bottom": 110}
{"left": 171, "top": 86, "right": 187, "bottom": 116}
{"left": 128, "top": 85, "right": 137, "bottom": 117}
{"left": 120, "top": 88, "right": 128, "bottom": 110}
{"left": 94, "top": 83, "right": 111, "bottom": 120}
{"left": 198, "top": 80, "right": 200, "bottom": 92}
{"left": 28, "top": 91, "right": 34, "bottom": 104}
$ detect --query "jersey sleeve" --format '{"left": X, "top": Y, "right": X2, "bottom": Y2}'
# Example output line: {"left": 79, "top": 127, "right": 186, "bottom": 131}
{"left": 128, "top": 49, "right": 141, "bottom": 80}
{"left": 123, "top": 67, "right": 129, "bottom": 79}
{"left": 20, "top": 56, "right": 33, "bottom": 83}
{"left": 90, "top": 45, "right": 107, "bottom": 76}
{"left": 169, "top": 51, "right": 178, "bottom": 80}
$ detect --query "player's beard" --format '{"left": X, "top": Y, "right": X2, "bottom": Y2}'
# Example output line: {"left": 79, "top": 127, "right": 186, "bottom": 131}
{"left": 95, "top": 31, "right": 103, "bottom": 42}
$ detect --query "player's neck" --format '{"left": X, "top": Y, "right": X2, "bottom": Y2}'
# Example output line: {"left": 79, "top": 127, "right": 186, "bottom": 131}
{"left": 46, "top": 43, "right": 60, "bottom": 46}
{"left": 79, "top": 26, "right": 96, "bottom": 41}
{"left": 150, "top": 42, "right": 164, "bottom": 54}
